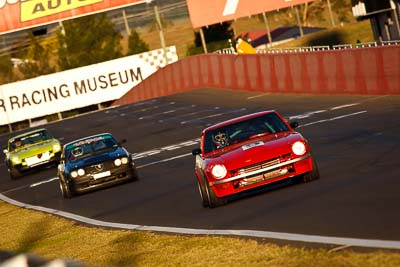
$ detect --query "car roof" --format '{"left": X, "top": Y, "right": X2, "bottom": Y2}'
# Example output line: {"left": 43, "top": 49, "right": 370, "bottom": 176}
{"left": 202, "top": 110, "right": 276, "bottom": 133}
{"left": 8, "top": 128, "right": 49, "bottom": 142}
{"left": 63, "top": 133, "right": 114, "bottom": 148}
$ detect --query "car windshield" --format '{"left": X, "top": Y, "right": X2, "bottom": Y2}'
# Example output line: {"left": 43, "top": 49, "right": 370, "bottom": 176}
{"left": 203, "top": 112, "right": 289, "bottom": 154}
{"left": 64, "top": 134, "right": 118, "bottom": 161}
{"left": 9, "top": 130, "right": 53, "bottom": 151}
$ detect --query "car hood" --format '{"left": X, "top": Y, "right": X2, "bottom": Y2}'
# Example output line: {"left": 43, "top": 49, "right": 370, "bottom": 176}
{"left": 206, "top": 132, "right": 305, "bottom": 170}
{"left": 10, "top": 139, "right": 60, "bottom": 159}
{"left": 65, "top": 147, "right": 128, "bottom": 169}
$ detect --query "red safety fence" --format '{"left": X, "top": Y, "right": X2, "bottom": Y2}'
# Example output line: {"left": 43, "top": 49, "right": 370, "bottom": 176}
{"left": 113, "top": 46, "right": 400, "bottom": 106}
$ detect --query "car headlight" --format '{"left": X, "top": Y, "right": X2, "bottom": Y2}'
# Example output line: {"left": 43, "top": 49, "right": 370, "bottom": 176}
{"left": 71, "top": 171, "right": 78, "bottom": 178}
{"left": 211, "top": 164, "right": 227, "bottom": 179}
{"left": 114, "top": 158, "right": 122, "bottom": 166}
{"left": 77, "top": 168, "right": 85, "bottom": 176}
{"left": 53, "top": 143, "right": 61, "bottom": 152}
{"left": 292, "top": 141, "right": 306, "bottom": 156}
{"left": 11, "top": 156, "right": 20, "bottom": 164}
{"left": 121, "top": 157, "right": 129, "bottom": 164}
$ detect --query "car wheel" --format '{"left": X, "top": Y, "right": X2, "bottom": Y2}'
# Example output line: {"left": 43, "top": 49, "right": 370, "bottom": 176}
{"left": 302, "top": 158, "right": 320, "bottom": 183}
{"left": 130, "top": 168, "right": 139, "bottom": 182}
{"left": 197, "top": 180, "right": 209, "bottom": 207}
{"left": 9, "top": 167, "right": 22, "bottom": 180}
{"left": 60, "top": 179, "right": 73, "bottom": 199}
{"left": 204, "top": 180, "right": 227, "bottom": 208}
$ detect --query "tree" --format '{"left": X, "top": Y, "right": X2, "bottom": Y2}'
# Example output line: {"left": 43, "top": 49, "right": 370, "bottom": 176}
{"left": 332, "top": 0, "right": 353, "bottom": 23}
{"left": 301, "top": 1, "right": 326, "bottom": 26}
{"left": 57, "top": 13, "right": 122, "bottom": 70}
{"left": 127, "top": 30, "right": 150, "bottom": 55}
{"left": 18, "top": 33, "right": 55, "bottom": 79}
{"left": 0, "top": 54, "right": 14, "bottom": 84}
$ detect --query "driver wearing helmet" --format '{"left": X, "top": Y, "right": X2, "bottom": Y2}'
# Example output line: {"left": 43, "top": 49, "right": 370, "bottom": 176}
{"left": 213, "top": 132, "right": 229, "bottom": 149}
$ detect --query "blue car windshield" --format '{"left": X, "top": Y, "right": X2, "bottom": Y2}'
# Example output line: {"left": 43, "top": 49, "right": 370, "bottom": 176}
{"left": 65, "top": 134, "right": 118, "bottom": 161}
{"left": 203, "top": 112, "right": 289, "bottom": 154}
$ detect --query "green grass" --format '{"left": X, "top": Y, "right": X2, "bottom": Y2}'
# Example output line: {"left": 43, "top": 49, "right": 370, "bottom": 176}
{"left": 1, "top": 201, "right": 399, "bottom": 266}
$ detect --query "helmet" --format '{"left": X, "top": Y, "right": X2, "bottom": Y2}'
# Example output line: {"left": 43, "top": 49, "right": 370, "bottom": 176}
{"left": 213, "top": 132, "right": 229, "bottom": 149}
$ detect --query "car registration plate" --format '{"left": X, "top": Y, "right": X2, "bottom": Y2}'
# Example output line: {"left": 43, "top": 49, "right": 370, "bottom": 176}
{"left": 26, "top": 152, "right": 51, "bottom": 166}
{"left": 93, "top": 171, "right": 111, "bottom": 180}
{"left": 242, "top": 141, "right": 264, "bottom": 151}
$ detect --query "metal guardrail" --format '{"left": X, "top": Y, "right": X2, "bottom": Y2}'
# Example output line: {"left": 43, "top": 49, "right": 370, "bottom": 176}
{"left": 355, "top": 41, "right": 378, "bottom": 48}
{"left": 214, "top": 40, "right": 399, "bottom": 55}
{"left": 382, "top": 40, "right": 400, "bottom": 46}
{"left": 332, "top": 44, "right": 353, "bottom": 50}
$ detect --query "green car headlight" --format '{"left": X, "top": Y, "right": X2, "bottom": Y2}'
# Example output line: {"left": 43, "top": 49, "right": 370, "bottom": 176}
{"left": 11, "top": 156, "right": 21, "bottom": 164}
{"left": 53, "top": 143, "right": 61, "bottom": 152}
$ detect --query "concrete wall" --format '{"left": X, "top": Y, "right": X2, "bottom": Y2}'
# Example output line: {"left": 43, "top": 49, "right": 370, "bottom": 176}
{"left": 113, "top": 46, "right": 400, "bottom": 106}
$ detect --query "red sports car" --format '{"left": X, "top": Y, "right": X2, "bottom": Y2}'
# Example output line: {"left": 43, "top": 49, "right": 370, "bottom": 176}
{"left": 192, "top": 110, "right": 319, "bottom": 208}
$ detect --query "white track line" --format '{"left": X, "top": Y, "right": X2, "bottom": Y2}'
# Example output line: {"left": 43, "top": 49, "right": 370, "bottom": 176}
{"left": 289, "top": 103, "right": 361, "bottom": 120}
{"left": 139, "top": 105, "right": 196, "bottom": 120}
{"left": 180, "top": 108, "right": 247, "bottom": 125}
{"left": 0, "top": 193, "right": 399, "bottom": 250}
{"left": 247, "top": 93, "right": 271, "bottom": 100}
{"left": 298, "top": 111, "right": 367, "bottom": 128}
{"left": 132, "top": 139, "right": 200, "bottom": 160}
{"left": 30, "top": 177, "right": 59, "bottom": 188}
{"left": 330, "top": 103, "right": 360, "bottom": 110}
{"left": 136, "top": 153, "right": 192, "bottom": 169}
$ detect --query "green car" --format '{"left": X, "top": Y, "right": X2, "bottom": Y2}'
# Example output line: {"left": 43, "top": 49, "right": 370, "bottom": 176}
{"left": 3, "top": 128, "right": 62, "bottom": 179}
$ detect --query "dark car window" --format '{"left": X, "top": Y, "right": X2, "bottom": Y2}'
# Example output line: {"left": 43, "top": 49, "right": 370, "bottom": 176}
{"left": 65, "top": 134, "right": 118, "bottom": 161}
{"left": 9, "top": 130, "right": 52, "bottom": 151}
{"left": 203, "top": 112, "right": 289, "bottom": 154}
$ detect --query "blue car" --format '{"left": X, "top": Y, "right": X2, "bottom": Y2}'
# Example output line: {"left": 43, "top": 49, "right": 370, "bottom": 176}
{"left": 58, "top": 133, "right": 138, "bottom": 198}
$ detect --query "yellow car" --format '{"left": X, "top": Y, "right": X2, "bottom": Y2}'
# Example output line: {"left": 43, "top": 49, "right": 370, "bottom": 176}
{"left": 3, "top": 128, "right": 62, "bottom": 179}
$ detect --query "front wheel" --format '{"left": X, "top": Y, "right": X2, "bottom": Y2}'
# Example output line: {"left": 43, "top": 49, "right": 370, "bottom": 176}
{"left": 204, "top": 180, "right": 227, "bottom": 208}
{"left": 60, "top": 179, "right": 73, "bottom": 199}
{"left": 197, "top": 180, "right": 209, "bottom": 207}
{"left": 9, "top": 167, "right": 22, "bottom": 180}
{"left": 130, "top": 168, "right": 139, "bottom": 182}
{"left": 302, "top": 158, "right": 320, "bottom": 183}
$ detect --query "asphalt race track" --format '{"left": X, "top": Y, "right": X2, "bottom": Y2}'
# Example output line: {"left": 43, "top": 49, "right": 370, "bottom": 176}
{"left": 1, "top": 88, "right": 400, "bottom": 249}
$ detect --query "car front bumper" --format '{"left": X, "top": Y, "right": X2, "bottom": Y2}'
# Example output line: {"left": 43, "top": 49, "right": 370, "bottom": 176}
{"left": 69, "top": 165, "right": 138, "bottom": 194}
{"left": 12, "top": 151, "right": 61, "bottom": 172}
{"left": 210, "top": 154, "right": 313, "bottom": 198}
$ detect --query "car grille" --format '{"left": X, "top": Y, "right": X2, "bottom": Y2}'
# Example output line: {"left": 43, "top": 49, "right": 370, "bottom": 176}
{"left": 230, "top": 153, "right": 291, "bottom": 177}
{"left": 85, "top": 161, "right": 114, "bottom": 174}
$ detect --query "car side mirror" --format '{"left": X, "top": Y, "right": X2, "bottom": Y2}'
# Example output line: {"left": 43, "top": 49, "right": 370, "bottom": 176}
{"left": 290, "top": 122, "right": 299, "bottom": 129}
{"left": 119, "top": 139, "right": 127, "bottom": 145}
{"left": 192, "top": 148, "right": 201, "bottom": 156}
{"left": 3, "top": 149, "right": 8, "bottom": 154}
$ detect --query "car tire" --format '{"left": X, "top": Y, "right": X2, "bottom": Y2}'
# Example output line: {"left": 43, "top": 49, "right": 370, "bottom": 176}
{"left": 197, "top": 180, "right": 209, "bottom": 207}
{"left": 130, "top": 168, "right": 139, "bottom": 182}
{"left": 302, "top": 158, "right": 320, "bottom": 183}
{"left": 204, "top": 180, "right": 227, "bottom": 208}
{"left": 60, "top": 179, "right": 73, "bottom": 199}
{"left": 9, "top": 167, "right": 22, "bottom": 180}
